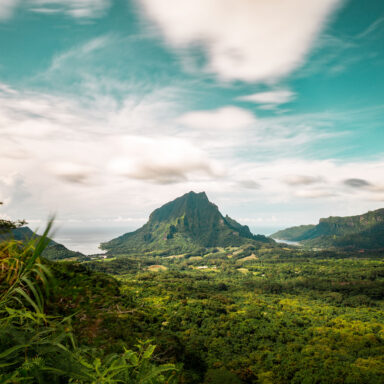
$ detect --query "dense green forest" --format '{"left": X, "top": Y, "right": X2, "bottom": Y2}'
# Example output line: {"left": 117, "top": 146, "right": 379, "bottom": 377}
{"left": 1, "top": 199, "right": 384, "bottom": 383}
{"left": 3, "top": 235, "right": 384, "bottom": 382}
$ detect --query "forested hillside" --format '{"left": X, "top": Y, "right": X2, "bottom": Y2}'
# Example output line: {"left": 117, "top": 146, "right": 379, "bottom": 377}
{"left": 84, "top": 243, "right": 384, "bottom": 383}
{"left": 2, "top": 211, "right": 384, "bottom": 383}
{"left": 272, "top": 208, "right": 384, "bottom": 249}
{"left": 0, "top": 225, "right": 85, "bottom": 260}
{"left": 272, "top": 224, "right": 315, "bottom": 242}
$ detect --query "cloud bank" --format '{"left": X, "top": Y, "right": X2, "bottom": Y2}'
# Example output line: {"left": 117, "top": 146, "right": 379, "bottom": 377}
{"left": 1, "top": 80, "right": 383, "bottom": 230}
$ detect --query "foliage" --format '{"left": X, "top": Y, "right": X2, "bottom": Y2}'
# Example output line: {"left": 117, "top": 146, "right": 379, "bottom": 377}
{"left": 89, "top": 247, "right": 384, "bottom": 383}
{"left": 272, "top": 224, "right": 315, "bottom": 241}
{"left": 0, "top": 222, "right": 178, "bottom": 383}
{"left": 0, "top": 202, "right": 26, "bottom": 234}
{"left": 2, "top": 201, "right": 384, "bottom": 383}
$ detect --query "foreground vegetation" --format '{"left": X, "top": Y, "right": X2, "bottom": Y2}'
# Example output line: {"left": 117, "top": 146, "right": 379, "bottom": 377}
{"left": 1, "top": 217, "right": 384, "bottom": 382}
{"left": 0, "top": 222, "right": 178, "bottom": 383}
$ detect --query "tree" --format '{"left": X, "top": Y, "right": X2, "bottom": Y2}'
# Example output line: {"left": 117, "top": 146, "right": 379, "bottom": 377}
{"left": 0, "top": 202, "right": 26, "bottom": 234}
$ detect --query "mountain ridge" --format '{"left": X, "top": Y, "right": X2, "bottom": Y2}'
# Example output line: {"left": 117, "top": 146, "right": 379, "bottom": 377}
{"left": 101, "top": 191, "right": 272, "bottom": 255}
{"left": 0, "top": 226, "right": 85, "bottom": 260}
{"left": 271, "top": 208, "right": 384, "bottom": 249}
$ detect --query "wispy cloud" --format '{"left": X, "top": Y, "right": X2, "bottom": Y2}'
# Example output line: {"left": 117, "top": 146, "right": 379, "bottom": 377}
{"left": 0, "top": 0, "right": 111, "bottom": 21}
{"left": 237, "top": 89, "right": 296, "bottom": 106}
{"left": 356, "top": 17, "right": 384, "bottom": 39}
{"left": 176, "top": 106, "right": 346, "bottom": 158}
{"left": 30, "top": 0, "right": 111, "bottom": 19}
{"left": 178, "top": 107, "right": 255, "bottom": 131}
{"left": 298, "top": 15, "right": 384, "bottom": 78}
{"left": 49, "top": 35, "right": 112, "bottom": 71}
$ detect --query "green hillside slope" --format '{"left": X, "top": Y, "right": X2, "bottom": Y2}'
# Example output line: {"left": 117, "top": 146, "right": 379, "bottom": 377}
{"left": 272, "top": 225, "right": 316, "bottom": 241}
{"left": 0, "top": 226, "right": 85, "bottom": 260}
{"left": 272, "top": 208, "right": 384, "bottom": 249}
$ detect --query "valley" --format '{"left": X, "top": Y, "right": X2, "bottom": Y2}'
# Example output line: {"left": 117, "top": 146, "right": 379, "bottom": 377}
{"left": 1, "top": 192, "right": 384, "bottom": 383}
{"left": 79, "top": 243, "right": 384, "bottom": 383}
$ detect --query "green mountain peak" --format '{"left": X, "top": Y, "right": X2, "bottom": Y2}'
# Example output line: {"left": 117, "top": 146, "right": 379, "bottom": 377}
{"left": 101, "top": 191, "right": 272, "bottom": 255}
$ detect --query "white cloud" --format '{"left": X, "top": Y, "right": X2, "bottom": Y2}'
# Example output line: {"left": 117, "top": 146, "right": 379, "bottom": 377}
{"left": 137, "top": 0, "right": 342, "bottom": 82}
{"left": 294, "top": 189, "right": 336, "bottom": 199}
{"left": 176, "top": 107, "right": 259, "bottom": 155}
{"left": 178, "top": 106, "right": 255, "bottom": 131}
{"left": 238, "top": 89, "right": 296, "bottom": 105}
{"left": 1, "top": 80, "right": 383, "bottom": 249}
{"left": 0, "top": 83, "right": 224, "bottom": 224}
{"left": 0, "top": 0, "right": 19, "bottom": 20}
{"left": 174, "top": 106, "right": 348, "bottom": 162}
{"left": 108, "top": 136, "right": 223, "bottom": 184}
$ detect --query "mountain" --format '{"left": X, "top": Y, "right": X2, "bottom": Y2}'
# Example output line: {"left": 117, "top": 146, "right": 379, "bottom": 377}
{"left": 0, "top": 226, "right": 85, "bottom": 260}
{"left": 101, "top": 191, "right": 272, "bottom": 255}
{"left": 271, "top": 208, "right": 384, "bottom": 250}
{"left": 272, "top": 225, "right": 316, "bottom": 242}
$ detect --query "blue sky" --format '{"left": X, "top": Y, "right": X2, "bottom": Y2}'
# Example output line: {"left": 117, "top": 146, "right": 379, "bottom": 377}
{"left": 0, "top": 0, "right": 384, "bottom": 251}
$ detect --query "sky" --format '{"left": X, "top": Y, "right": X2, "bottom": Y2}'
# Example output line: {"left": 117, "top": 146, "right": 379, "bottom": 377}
{"left": 0, "top": 0, "right": 384, "bottom": 252}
